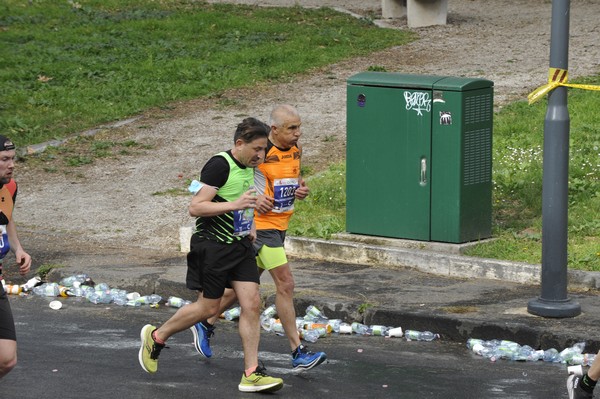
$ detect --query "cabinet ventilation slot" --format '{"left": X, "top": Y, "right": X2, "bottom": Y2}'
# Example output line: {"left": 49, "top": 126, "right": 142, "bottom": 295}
{"left": 464, "top": 128, "right": 491, "bottom": 185}
{"left": 465, "top": 94, "right": 491, "bottom": 125}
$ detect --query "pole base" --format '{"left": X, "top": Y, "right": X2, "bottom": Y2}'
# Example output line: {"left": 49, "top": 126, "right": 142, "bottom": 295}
{"left": 527, "top": 297, "right": 581, "bottom": 318}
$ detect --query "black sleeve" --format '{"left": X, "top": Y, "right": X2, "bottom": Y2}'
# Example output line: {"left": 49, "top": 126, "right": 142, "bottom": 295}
{"left": 200, "top": 155, "right": 229, "bottom": 189}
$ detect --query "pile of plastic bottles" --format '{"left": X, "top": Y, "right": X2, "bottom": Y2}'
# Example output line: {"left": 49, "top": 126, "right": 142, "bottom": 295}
{"left": 26, "top": 273, "right": 191, "bottom": 308}
{"left": 467, "top": 338, "right": 596, "bottom": 365}
{"left": 2, "top": 276, "right": 42, "bottom": 295}
{"left": 219, "top": 304, "right": 438, "bottom": 343}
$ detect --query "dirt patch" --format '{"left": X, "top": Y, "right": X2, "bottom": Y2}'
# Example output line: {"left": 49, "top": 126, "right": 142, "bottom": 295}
{"left": 14, "top": 0, "right": 600, "bottom": 254}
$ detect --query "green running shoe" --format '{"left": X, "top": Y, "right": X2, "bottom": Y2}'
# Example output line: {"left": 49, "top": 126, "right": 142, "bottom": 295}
{"left": 238, "top": 365, "right": 283, "bottom": 393}
{"left": 138, "top": 324, "right": 164, "bottom": 373}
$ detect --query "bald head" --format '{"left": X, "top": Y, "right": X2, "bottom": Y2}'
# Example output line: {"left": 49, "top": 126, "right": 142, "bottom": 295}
{"left": 268, "top": 104, "right": 302, "bottom": 149}
{"left": 269, "top": 104, "right": 300, "bottom": 128}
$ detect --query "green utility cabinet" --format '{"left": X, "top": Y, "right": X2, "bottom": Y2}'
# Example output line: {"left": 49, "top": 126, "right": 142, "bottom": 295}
{"left": 346, "top": 72, "right": 493, "bottom": 243}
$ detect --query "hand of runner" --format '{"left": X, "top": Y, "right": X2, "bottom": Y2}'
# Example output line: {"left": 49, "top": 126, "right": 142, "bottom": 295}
{"left": 255, "top": 194, "right": 274, "bottom": 214}
{"left": 295, "top": 178, "right": 309, "bottom": 200}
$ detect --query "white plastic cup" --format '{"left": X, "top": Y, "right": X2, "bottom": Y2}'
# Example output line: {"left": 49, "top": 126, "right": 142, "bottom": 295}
{"left": 339, "top": 324, "right": 353, "bottom": 334}
{"left": 388, "top": 327, "right": 403, "bottom": 338}
{"left": 49, "top": 300, "right": 62, "bottom": 310}
{"left": 568, "top": 365, "right": 583, "bottom": 376}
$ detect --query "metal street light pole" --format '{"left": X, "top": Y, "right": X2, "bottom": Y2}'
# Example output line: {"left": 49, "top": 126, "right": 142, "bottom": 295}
{"left": 527, "top": 0, "right": 581, "bottom": 318}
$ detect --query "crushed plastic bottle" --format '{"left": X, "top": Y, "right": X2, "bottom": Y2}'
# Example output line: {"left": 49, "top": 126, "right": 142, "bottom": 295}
{"left": 351, "top": 322, "right": 369, "bottom": 335}
{"left": 468, "top": 338, "right": 592, "bottom": 364}
{"left": 33, "top": 283, "right": 60, "bottom": 297}
{"left": 94, "top": 282, "right": 110, "bottom": 293}
{"left": 467, "top": 338, "right": 485, "bottom": 350}
{"left": 301, "top": 328, "right": 320, "bottom": 343}
{"left": 560, "top": 342, "right": 586, "bottom": 364}
{"left": 166, "top": 296, "right": 185, "bottom": 307}
{"left": 86, "top": 290, "right": 112, "bottom": 304}
{"left": 305, "top": 305, "right": 325, "bottom": 321}
{"left": 496, "top": 340, "right": 521, "bottom": 360}
{"left": 223, "top": 306, "right": 241, "bottom": 321}
{"left": 543, "top": 348, "right": 561, "bottom": 362}
{"left": 268, "top": 319, "right": 285, "bottom": 335}
{"left": 404, "top": 330, "right": 439, "bottom": 341}
{"left": 327, "top": 319, "right": 342, "bottom": 333}
{"left": 59, "top": 274, "right": 89, "bottom": 287}
{"left": 71, "top": 284, "right": 95, "bottom": 298}
{"left": 112, "top": 292, "right": 129, "bottom": 306}
{"left": 567, "top": 353, "right": 596, "bottom": 366}
{"left": 136, "top": 294, "right": 162, "bottom": 305}
{"left": 261, "top": 304, "right": 277, "bottom": 319}
{"left": 259, "top": 305, "right": 278, "bottom": 331}
{"left": 261, "top": 317, "right": 276, "bottom": 332}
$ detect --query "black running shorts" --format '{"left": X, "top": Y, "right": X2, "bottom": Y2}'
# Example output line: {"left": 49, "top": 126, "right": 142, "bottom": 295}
{"left": 0, "top": 284, "right": 16, "bottom": 341}
{"left": 186, "top": 234, "right": 260, "bottom": 299}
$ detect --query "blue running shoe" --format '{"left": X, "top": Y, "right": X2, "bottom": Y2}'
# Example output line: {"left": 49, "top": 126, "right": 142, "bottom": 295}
{"left": 190, "top": 322, "right": 214, "bottom": 358}
{"left": 291, "top": 344, "right": 327, "bottom": 370}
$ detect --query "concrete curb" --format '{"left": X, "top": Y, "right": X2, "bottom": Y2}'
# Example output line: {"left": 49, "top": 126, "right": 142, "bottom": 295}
{"left": 284, "top": 236, "right": 600, "bottom": 289}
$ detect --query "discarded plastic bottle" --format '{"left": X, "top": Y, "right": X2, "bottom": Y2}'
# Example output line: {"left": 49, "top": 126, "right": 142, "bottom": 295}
{"left": 59, "top": 274, "right": 89, "bottom": 287}
{"left": 568, "top": 353, "right": 597, "bottom": 366}
{"left": 33, "top": 283, "right": 60, "bottom": 297}
{"left": 351, "top": 322, "right": 369, "bottom": 335}
{"left": 260, "top": 305, "right": 277, "bottom": 330}
{"left": 510, "top": 344, "right": 536, "bottom": 361}
{"left": 467, "top": 338, "right": 485, "bottom": 350}
{"left": 167, "top": 296, "right": 183, "bottom": 307}
{"left": 268, "top": 319, "right": 285, "bottom": 335}
{"left": 224, "top": 306, "right": 241, "bottom": 321}
{"left": 531, "top": 349, "right": 545, "bottom": 362}
{"left": 586, "top": 354, "right": 597, "bottom": 366}
{"left": 543, "top": 348, "right": 561, "bottom": 362}
{"left": 261, "top": 304, "right": 277, "bottom": 319}
{"left": 305, "top": 305, "right": 324, "bottom": 320}
{"left": 58, "top": 286, "right": 74, "bottom": 297}
{"left": 95, "top": 283, "right": 110, "bottom": 293}
{"left": 4, "top": 284, "right": 22, "bottom": 295}
{"left": 404, "top": 330, "right": 439, "bottom": 341}
{"left": 302, "top": 328, "right": 320, "bottom": 343}
{"left": 86, "top": 290, "right": 112, "bottom": 304}
{"left": 367, "top": 325, "right": 391, "bottom": 336}
{"left": 113, "top": 294, "right": 128, "bottom": 306}
{"left": 73, "top": 284, "right": 95, "bottom": 298}
{"left": 261, "top": 317, "right": 276, "bottom": 332}
{"left": 303, "top": 322, "right": 333, "bottom": 334}
{"left": 327, "top": 319, "right": 342, "bottom": 333}
{"left": 469, "top": 341, "right": 487, "bottom": 356}
{"left": 134, "top": 294, "right": 161, "bottom": 305}
{"left": 496, "top": 340, "right": 520, "bottom": 360}
{"left": 560, "top": 342, "right": 586, "bottom": 363}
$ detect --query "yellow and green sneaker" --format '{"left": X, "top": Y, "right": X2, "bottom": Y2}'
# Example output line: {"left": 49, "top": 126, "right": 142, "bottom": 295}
{"left": 238, "top": 365, "right": 284, "bottom": 393}
{"left": 138, "top": 324, "right": 165, "bottom": 373}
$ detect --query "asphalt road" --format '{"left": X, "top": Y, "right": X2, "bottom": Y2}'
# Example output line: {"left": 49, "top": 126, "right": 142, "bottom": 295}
{"left": 1, "top": 293, "right": 576, "bottom": 399}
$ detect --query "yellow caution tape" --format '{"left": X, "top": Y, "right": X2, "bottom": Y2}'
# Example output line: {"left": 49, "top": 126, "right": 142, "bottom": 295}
{"left": 528, "top": 67, "right": 600, "bottom": 104}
